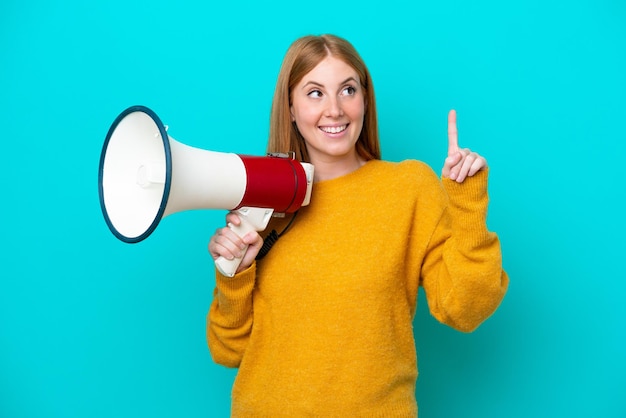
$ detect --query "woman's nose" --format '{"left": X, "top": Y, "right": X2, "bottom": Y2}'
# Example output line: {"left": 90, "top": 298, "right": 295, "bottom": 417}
{"left": 325, "top": 97, "right": 344, "bottom": 118}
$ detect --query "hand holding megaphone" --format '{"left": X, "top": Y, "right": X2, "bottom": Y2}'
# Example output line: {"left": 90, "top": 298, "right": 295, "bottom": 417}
{"left": 209, "top": 208, "right": 267, "bottom": 276}
{"left": 98, "top": 106, "right": 314, "bottom": 277}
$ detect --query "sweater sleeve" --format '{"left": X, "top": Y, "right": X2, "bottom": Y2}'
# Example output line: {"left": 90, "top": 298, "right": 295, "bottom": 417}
{"left": 206, "top": 262, "right": 256, "bottom": 367}
{"left": 420, "top": 169, "right": 509, "bottom": 332}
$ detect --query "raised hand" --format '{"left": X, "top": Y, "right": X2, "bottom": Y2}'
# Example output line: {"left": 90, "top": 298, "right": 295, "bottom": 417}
{"left": 441, "top": 109, "right": 487, "bottom": 183}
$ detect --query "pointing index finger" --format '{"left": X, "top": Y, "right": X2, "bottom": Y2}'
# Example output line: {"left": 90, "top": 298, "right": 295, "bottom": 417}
{"left": 447, "top": 109, "right": 459, "bottom": 156}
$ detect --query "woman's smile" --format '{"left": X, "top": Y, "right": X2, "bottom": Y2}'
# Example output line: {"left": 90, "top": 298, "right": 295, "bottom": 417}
{"left": 319, "top": 124, "right": 349, "bottom": 135}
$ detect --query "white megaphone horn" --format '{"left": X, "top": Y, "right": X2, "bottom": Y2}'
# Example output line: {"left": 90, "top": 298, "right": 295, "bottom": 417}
{"left": 98, "top": 105, "right": 314, "bottom": 277}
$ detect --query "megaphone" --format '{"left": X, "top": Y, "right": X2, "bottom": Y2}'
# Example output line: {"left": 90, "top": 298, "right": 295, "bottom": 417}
{"left": 98, "top": 105, "right": 314, "bottom": 277}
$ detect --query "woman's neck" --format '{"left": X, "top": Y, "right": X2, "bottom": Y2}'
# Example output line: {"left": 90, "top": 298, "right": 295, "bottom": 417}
{"left": 311, "top": 155, "right": 366, "bottom": 182}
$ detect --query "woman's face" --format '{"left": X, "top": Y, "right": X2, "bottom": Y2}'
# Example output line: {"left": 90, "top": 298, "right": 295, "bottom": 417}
{"left": 290, "top": 55, "right": 365, "bottom": 166}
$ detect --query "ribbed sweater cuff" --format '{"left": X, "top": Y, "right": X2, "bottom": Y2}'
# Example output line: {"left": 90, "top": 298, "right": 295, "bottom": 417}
{"left": 441, "top": 169, "right": 492, "bottom": 243}
{"left": 214, "top": 262, "right": 256, "bottom": 317}
{"left": 442, "top": 168, "right": 489, "bottom": 204}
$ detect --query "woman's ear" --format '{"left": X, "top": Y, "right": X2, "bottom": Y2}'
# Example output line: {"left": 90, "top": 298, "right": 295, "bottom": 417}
{"left": 290, "top": 106, "right": 295, "bottom": 122}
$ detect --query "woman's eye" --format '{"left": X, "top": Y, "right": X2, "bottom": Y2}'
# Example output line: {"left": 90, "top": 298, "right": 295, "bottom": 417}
{"left": 308, "top": 90, "right": 322, "bottom": 98}
{"left": 342, "top": 86, "right": 356, "bottom": 96}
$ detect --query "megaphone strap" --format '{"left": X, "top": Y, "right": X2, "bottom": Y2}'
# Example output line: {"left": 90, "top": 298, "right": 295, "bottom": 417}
{"left": 256, "top": 211, "right": 299, "bottom": 260}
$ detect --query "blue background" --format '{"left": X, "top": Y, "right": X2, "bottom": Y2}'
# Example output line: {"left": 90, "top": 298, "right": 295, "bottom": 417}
{"left": 1, "top": 0, "right": 625, "bottom": 417}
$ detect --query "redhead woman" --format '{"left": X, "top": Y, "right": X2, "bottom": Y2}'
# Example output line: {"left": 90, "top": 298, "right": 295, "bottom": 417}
{"left": 207, "top": 34, "right": 508, "bottom": 417}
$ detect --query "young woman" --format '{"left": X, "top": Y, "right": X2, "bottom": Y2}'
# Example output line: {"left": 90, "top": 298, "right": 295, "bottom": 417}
{"left": 207, "top": 34, "right": 509, "bottom": 416}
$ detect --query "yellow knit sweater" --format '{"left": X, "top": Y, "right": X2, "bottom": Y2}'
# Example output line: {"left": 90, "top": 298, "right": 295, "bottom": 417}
{"left": 207, "top": 159, "right": 508, "bottom": 417}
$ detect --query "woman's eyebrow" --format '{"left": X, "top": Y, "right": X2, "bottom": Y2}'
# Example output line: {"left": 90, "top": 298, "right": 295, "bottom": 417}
{"left": 301, "top": 77, "right": 358, "bottom": 90}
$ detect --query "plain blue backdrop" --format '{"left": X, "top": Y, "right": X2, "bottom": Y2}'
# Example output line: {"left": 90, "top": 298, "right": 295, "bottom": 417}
{"left": 1, "top": 0, "right": 625, "bottom": 417}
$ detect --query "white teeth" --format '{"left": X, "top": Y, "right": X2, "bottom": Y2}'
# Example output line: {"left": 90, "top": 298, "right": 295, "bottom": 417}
{"left": 320, "top": 125, "right": 347, "bottom": 134}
